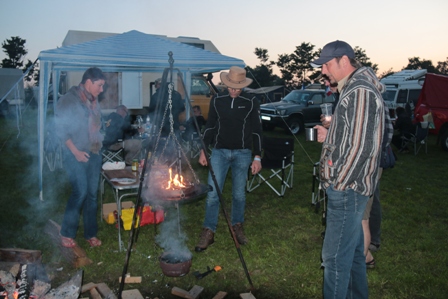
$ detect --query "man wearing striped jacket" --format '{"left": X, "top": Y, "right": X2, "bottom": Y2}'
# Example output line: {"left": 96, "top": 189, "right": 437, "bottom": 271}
{"left": 313, "top": 40, "right": 385, "bottom": 299}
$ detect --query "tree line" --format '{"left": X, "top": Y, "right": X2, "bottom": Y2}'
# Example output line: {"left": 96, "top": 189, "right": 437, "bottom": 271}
{"left": 245, "top": 42, "right": 448, "bottom": 89}
{"left": 1, "top": 36, "right": 447, "bottom": 90}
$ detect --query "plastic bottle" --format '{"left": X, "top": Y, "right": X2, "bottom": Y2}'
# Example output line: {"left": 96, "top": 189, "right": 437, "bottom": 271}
{"left": 145, "top": 116, "right": 151, "bottom": 133}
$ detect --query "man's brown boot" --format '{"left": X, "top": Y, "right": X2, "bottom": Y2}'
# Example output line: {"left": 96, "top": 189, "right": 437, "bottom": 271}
{"left": 232, "top": 223, "right": 248, "bottom": 245}
{"left": 195, "top": 228, "right": 215, "bottom": 252}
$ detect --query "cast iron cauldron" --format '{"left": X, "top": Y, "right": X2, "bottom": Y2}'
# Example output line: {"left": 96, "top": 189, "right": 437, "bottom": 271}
{"left": 159, "top": 251, "right": 192, "bottom": 277}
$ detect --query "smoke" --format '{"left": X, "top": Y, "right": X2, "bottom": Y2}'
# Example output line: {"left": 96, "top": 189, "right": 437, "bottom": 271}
{"left": 154, "top": 209, "right": 192, "bottom": 261}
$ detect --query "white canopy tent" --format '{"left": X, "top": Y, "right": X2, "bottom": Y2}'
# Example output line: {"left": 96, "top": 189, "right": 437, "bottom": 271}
{"left": 37, "top": 30, "right": 245, "bottom": 200}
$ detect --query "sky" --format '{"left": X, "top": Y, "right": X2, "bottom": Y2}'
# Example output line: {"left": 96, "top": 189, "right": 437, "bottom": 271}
{"left": 1, "top": 0, "right": 447, "bottom": 79}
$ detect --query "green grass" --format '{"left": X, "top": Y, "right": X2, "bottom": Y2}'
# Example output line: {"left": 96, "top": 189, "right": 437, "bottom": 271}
{"left": 1, "top": 109, "right": 447, "bottom": 299}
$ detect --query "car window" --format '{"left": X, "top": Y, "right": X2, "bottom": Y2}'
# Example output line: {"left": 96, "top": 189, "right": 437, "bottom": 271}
{"left": 311, "top": 94, "right": 324, "bottom": 105}
{"left": 409, "top": 89, "right": 422, "bottom": 106}
{"left": 397, "top": 89, "right": 408, "bottom": 104}
{"left": 324, "top": 94, "right": 335, "bottom": 103}
{"left": 283, "top": 92, "right": 301, "bottom": 104}
{"left": 384, "top": 90, "right": 396, "bottom": 102}
{"left": 191, "top": 78, "right": 210, "bottom": 95}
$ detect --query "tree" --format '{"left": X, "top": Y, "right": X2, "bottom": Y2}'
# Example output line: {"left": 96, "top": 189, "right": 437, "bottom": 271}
{"left": 378, "top": 68, "right": 395, "bottom": 80}
{"left": 276, "top": 42, "right": 318, "bottom": 88}
{"left": 1, "top": 36, "right": 28, "bottom": 69}
{"left": 436, "top": 57, "right": 448, "bottom": 75}
{"left": 353, "top": 46, "right": 378, "bottom": 73}
{"left": 1, "top": 36, "right": 37, "bottom": 84}
{"left": 246, "top": 48, "right": 282, "bottom": 88}
{"left": 403, "top": 57, "right": 437, "bottom": 73}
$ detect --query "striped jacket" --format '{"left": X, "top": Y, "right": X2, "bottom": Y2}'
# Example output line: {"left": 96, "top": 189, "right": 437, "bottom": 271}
{"left": 320, "top": 67, "right": 385, "bottom": 196}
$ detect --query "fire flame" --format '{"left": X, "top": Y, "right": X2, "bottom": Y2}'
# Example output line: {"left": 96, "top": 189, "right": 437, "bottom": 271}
{"left": 165, "top": 168, "right": 186, "bottom": 189}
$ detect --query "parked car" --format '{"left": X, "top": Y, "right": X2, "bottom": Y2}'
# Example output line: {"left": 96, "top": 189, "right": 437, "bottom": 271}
{"left": 260, "top": 89, "right": 334, "bottom": 134}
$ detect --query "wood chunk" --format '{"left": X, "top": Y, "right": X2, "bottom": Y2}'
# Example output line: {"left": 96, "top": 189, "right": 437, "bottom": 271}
{"left": 43, "top": 270, "right": 83, "bottom": 299}
{"left": 0, "top": 248, "right": 42, "bottom": 264}
{"left": 188, "top": 285, "right": 204, "bottom": 299}
{"left": 44, "top": 219, "right": 93, "bottom": 268}
{"left": 240, "top": 293, "right": 257, "bottom": 299}
{"left": 0, "top": 261, "right": 20, "bottom": 277}
{"left": 81, "top": 282, "right": 97, "bottom": 293}
{"left": 31, "top": 280, "right": 51, "bottom": 299}
{"left": 89, "top": 287, "right": 102, "bottom": 299}
{"left": 96, "top": 282, "right": 118, "bottom": 299}
{"left": 171, "top": 287, "right": 192, "bottom": 299}
{"left": 212, "top": 291, "right": 228, "bottom": 299}
{"left": 171, "top": 285, "right": 204, "bottom": 299}
{"left": 121, "top": 289, "right": 144, "bottom": 299}
{"left": 118, "top": 276, "right": 142, "bottom": 283}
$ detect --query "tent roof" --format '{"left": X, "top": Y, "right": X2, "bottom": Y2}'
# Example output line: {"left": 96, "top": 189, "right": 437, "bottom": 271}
{"left": 38, "top": 30, "right": 245, "bottom": 73}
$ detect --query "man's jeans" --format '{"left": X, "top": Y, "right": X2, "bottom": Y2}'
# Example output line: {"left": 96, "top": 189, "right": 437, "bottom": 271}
{"left": 60, "top": 149, "right": 102, "bottom": 240}
{"left": 203, "top": 148, "right": 252, "bottom": 232}
{"left": 369, "top": 182, "right": 382, "bottom": 245}
{"left": 322, "top": 185, "right": 369, "bottom": 299}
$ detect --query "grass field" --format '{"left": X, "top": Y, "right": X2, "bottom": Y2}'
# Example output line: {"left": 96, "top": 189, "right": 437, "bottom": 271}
{"left": 0, "top": 108, "right": 447, "bottom": 299}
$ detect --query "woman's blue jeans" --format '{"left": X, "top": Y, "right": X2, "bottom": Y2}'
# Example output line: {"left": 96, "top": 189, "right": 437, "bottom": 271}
{"left": 322, "top": 185, "right": 369, "bottom": 299}
{"left": 60, "top": 149, "right": 102, "bottom": 240}
{"left": 203, "top": 148, "right": 252, "bottom": 232}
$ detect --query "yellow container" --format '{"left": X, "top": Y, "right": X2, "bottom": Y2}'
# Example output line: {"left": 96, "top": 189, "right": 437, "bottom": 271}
{"left": 106, "top": 212, "right": 116, "bottom": 224}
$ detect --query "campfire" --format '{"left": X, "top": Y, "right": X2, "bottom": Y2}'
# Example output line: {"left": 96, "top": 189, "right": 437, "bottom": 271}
{"left": 142, "top": 164, "right": 204, "bottom": 205}
{"left": 165, "top": 168, "right": 187, "bottom": 190}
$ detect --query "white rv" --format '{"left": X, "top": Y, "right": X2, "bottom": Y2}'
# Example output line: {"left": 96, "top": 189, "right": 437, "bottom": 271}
{"left": 380, "top": 69, "right": 426, "bottom": 118}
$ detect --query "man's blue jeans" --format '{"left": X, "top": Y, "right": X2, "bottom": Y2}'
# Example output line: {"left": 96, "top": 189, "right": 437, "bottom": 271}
{"left": 60, "top": 149, "right": 102, "bottom": 240}
{"left": 322, "top": 185, "right": 369, "bottom": 299}
{"left": 203, "top": 148, "right": 252, "bottom": 232}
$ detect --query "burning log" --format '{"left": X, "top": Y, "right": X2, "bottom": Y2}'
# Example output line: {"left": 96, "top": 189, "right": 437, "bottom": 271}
{"left": 44, "top": 220, "right": 92, "bottom": 268}
{"left": 0, "top": 249, "right": 42, "bottom": 265}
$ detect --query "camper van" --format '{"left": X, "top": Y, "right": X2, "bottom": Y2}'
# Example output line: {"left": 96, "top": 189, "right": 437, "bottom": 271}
{"left": 380, "top": 69, "right": 426, "bottom": 119}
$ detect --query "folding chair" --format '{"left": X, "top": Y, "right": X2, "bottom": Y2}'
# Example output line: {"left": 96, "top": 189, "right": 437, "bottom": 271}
{"left": 102, "top": 141, "right": 124, "bottom": 163}
{"left": 247, "top": 136, "right": 294, "bottom": 197}
{"left": 401, "top": 121, "right": 429, "bottom": 155}
{"left": 182, "top": 131, "right": 202, "bottom": 159}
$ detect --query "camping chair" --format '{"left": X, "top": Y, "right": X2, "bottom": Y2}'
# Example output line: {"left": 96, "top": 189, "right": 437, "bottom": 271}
{"left": 401, "top": 121, "right": 429, "bottom": 155}
{"left": 182, "top": 131, "right": 202, "bottom": 159}
{"left": 247, "top": 136, "right": 294, "bottom": 197}
{"left": 102, "top": 140, "right": 124, "bottom": 163}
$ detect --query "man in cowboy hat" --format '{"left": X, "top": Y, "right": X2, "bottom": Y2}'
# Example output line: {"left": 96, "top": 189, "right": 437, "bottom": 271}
{"left": 195, "top": 66, "right": 263, "bottom": 252}
{"left": 312, "top": 40, "right": 385, "bottom": 299}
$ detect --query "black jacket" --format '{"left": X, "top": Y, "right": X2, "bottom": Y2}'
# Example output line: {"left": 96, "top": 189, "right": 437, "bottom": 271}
{"left": 203, "top": 91, "right": 262, "bottom": 156}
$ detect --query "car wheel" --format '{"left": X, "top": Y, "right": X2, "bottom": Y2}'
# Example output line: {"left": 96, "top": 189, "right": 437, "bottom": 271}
{"left": 0, "top": 100, "right": 10, "bottom": 117}
{"left": 286, "top": 118, "right": 303, "bottom": 135}
{"left": 262, "top": 123, "right": 275, "bottom": 131}
{"left": 441, "top": 130, "right": 448, "bottom": 152}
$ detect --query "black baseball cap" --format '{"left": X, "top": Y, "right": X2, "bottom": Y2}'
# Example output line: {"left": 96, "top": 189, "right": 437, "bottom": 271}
{"left": 311, "top": 40, "right": 355, "bottom": 66}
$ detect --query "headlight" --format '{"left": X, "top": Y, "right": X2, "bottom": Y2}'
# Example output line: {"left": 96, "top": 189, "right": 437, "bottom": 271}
{"left": 277, "top": 110, "right": 286, "bottom": 116}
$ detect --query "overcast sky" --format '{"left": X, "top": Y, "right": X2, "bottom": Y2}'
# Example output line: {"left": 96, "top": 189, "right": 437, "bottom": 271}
{"left": 1, "top": 0, "right": 447, "bottom": 78}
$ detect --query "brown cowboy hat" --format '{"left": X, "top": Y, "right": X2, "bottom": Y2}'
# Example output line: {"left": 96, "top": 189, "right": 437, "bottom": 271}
{"left": 220, "top": 66, "right": 253, "bottom": 89}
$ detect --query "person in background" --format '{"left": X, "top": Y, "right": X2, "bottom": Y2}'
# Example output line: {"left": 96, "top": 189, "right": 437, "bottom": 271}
{"left": 195, "top": 66, "right": 262, "bottom": 252}
{"left": 181, "top": 105, "right": 206, "bottom": 141}
{"left": 148, "top": 78, "right": 185, "bottom": 136}
{"left": 55, "top": 67, "right": 106, "bottom": 248}
{"left": 313, "top": 40, "right": 384, "bottom": 299}
{"left": 103, "top": 105, "right": 143, "bottom": 165}
{"left": 391, "top": 106, "right": 415, "bottom": 153}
